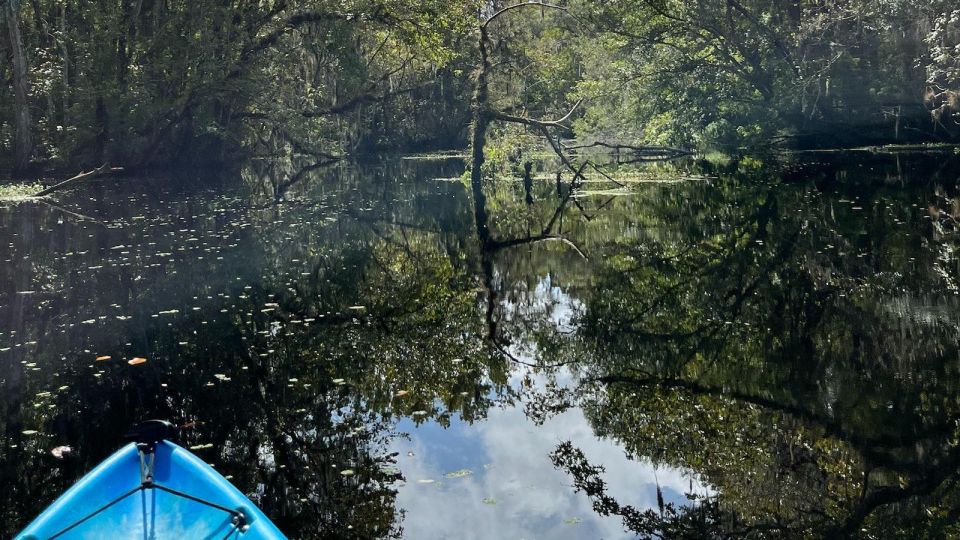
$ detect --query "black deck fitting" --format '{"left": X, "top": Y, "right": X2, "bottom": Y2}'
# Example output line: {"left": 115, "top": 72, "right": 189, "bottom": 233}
{"left": 125, "top": 419, "right": 179, "bottom": 454}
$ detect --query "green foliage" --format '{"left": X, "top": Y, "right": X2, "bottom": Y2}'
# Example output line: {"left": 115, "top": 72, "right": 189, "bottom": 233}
{"left": 0, "top": 0, "right": 480, "bottom": 169}
{"left": 3, "top": 0, "right": 959, "bottom": 168}
{"left": 927, "top": 9, "right": 960, "bottom": 126}
{"left": 566, "top": 0, "right": 960, "bottom": 150}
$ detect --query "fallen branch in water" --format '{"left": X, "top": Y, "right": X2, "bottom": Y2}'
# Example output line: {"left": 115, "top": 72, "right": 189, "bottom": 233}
{"left": 34, "top": 164, "right": 124, "bottom": 197}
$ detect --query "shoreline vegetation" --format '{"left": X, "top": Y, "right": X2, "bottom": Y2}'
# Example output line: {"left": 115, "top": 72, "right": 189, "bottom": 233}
{"left": 1, "top": 1, "right": 958, "bottom": 181}
{"left": 4, "top": 142, "right": 958, "bottom": 201}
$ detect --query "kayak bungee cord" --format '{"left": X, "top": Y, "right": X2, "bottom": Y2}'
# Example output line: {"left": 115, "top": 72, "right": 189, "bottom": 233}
{"left": 45, "top": 485, "right": 246, "bottom": 540}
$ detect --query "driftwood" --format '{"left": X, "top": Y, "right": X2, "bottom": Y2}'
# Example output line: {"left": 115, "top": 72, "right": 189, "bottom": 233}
{"left": 34, "top": 164, "right": 124, "bottom": 197}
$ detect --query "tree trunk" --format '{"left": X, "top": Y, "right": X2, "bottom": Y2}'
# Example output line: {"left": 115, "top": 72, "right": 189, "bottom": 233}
{"left": 469, "top": 25, "right": 492, "bottom": 248}
{"left": 59, "top": 1, "right": 69, "bottom": 124}
{"left": 5, "top": 0, "right": 33, "bottom": 171}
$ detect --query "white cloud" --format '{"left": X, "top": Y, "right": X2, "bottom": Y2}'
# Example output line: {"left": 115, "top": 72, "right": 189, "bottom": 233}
{"left": 391, "top": 405, "right": 701, "bottom": 539}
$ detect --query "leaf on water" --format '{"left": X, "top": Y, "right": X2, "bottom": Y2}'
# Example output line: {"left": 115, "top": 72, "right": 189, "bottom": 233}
{"left": 482, "top": 497, "right": 497, "bottom": 505}
{"left": 128, "top": 357, "right": 147, "bottom": 365}
{"left": 563, "top": 518, "right": 582, "bottom": 525}
{"left": 95, "top": 355, "right": 111, "bottom": 361}
{"left": 444, "top": 469, "right": 472, "bottom": 479}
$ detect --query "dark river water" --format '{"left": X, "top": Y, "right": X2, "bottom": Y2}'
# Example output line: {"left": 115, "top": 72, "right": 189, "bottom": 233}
{"left": 2, "top": 151, "right": 960, "bottom": 538}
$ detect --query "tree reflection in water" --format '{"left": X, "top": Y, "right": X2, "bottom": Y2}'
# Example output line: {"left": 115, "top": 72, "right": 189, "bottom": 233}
{"left": 2, "top": 152, "right": 960, "bottom": 537}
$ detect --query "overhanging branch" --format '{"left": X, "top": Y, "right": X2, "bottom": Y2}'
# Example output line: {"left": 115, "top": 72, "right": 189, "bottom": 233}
{"left": 483, "top": 2, "right": 567, "bottom": 30}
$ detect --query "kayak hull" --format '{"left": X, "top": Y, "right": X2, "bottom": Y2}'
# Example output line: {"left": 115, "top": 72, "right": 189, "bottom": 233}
{"left": 16, "top": 441, "right": 286, "bottom": 539}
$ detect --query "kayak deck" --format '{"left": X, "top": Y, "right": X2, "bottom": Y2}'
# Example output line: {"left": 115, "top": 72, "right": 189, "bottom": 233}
{"left": 17, "top": 440, "right": 286, "bottom": 539}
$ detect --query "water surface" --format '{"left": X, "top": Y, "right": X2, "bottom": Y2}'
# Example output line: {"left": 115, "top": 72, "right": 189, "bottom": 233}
{"left": 2, "top": 152, "right": 960, "bottom": 537}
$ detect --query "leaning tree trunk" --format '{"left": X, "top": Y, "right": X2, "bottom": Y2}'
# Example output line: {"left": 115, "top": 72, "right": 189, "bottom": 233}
{"left": 4, "top": 0, "right": 32, "bottom": 171}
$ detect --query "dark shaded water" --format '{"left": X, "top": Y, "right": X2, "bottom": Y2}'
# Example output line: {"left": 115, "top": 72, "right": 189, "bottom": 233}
{"left": 2, "top": 152, "right": 960, "bottom": 538}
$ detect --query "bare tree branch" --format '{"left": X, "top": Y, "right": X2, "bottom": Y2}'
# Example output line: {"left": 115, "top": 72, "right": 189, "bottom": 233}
{"left": 483, "top": 2, "right": 567, "bottom": 30}
{"left": 491, "top": 98, "right": 583, "bottom": 128}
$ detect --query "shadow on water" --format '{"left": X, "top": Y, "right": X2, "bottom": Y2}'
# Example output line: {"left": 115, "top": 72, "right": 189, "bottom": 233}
{"left": 2, "top": 152, "right": 960, "bottom": 537}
